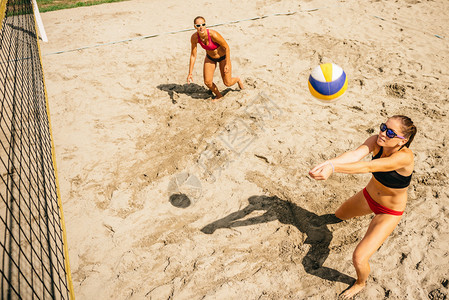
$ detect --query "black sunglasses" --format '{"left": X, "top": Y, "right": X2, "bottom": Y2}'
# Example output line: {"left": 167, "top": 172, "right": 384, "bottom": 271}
{"left": 195, "top": 23, "right": 206, "bottom": 28}
{"left": 380, "top": 123, "right": 405, "bottom": 139}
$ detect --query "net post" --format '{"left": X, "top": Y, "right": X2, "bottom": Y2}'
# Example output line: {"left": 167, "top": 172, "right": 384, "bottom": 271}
{"left": 32, "top": 0, "right": 48, "bottom": 42}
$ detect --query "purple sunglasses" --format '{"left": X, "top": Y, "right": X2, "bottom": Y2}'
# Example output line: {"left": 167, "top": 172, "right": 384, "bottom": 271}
{"left": 380, "top": 123, "right": 405, "bottom": 139}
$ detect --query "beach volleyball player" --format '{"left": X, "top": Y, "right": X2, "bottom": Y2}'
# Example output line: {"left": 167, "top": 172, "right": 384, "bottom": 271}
{"left": 187, "top": 16, "right": 243, "bottom": 100}
{"left": 309, "top": 115, "right": 417, "bottom": 298}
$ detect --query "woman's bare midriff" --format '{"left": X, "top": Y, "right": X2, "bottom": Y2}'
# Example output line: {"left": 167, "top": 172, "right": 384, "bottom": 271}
{"left": 206, "top": 47, "right": 226, "bottom": 59}
{"left": 365, "top": 177, "right": 408, "bottom": 211}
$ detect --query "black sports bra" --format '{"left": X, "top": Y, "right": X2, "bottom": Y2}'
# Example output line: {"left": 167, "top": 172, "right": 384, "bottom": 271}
{"left": 372, "top": 147, "right": 412, "bottom": 189}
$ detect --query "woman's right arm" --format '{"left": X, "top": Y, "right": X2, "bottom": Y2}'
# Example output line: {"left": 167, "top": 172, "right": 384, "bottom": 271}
{"left": 187, "top": 35, "right": 197, "bottom": 83}
{"left": 329, "top": 135, "right": 378, "bottom": 164}
{"left": 309, "top": 135, "right": 378, "bottom": 180}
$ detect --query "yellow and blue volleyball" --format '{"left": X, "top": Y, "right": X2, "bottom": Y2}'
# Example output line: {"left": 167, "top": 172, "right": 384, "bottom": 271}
{"left": 308, "top": 63, "right": 348, "bottom": 101}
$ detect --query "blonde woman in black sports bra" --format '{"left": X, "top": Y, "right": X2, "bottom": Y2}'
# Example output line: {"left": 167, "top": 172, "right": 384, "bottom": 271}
{"left": 309, "top": 115, "right": 417, "bottom": 299}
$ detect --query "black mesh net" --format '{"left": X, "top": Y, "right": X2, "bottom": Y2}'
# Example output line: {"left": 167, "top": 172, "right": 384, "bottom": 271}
{"left": 0, "top": 1, "right": 71, "bottom": 299}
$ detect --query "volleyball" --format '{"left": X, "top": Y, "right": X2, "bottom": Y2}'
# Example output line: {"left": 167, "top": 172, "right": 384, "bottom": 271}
{"left": 308, "top": 63, "right": 348, "bottom": 102}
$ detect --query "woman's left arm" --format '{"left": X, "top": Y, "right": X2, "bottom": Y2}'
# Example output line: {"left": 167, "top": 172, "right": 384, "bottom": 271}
{"left": 211, "top": 31, "right": 231, "bottom": 71}
{"left": 334, "top": 149, "right": 413, "bottom": 174}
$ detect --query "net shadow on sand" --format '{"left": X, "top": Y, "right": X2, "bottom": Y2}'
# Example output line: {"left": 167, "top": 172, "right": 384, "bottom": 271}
{"left": 201, "top": 195, "right": 355, "bottom": 285}
{"left": 157, "top": 83, "right": 233, "bottom": 102}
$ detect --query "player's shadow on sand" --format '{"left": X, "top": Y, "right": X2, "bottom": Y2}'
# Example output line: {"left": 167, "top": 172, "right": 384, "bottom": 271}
{"left": 201, "top": 195, "right": 355, "bottom": 285}
{"left": 157, "top": 83, "right": 233, "bottom": 101}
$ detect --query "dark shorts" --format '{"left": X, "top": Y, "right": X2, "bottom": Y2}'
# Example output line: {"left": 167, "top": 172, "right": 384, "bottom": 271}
{"left": 206, "top": 54, "right": 226, "bottom": 63}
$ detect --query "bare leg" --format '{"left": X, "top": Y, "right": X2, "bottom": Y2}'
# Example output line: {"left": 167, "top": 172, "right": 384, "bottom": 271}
{"left": 342, "top": 214, "right": 401, "bottom": 299}
{"left": 203, "top": 57, "right": 223, "bottom": 99}
{"left": 219, "top": 59, "right": 243, "bottom": 89}
{"left": 333, "top": 190, "right": 371, "bottom": 297}
{"left": 335, "top": 190, "right": 373, "bottom": 221}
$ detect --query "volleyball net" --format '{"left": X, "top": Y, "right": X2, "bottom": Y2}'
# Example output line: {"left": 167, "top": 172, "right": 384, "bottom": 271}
{"left": 0, "top": 0, "right": 73, "bottom": 298}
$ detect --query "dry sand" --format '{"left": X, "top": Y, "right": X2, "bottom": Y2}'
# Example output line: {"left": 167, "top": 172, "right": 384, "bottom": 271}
{"left": 40, "top": 0, "right": 449, "bottom": 298}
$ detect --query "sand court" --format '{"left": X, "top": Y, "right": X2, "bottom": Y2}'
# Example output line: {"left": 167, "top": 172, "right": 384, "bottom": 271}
{"left": 39, "top": 0, "right": 449, "bottom": 298}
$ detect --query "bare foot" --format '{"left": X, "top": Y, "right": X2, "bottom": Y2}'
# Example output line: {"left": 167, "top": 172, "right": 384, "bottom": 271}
{"left": 211, "top": 94, "right": 223, "bottom": 102}
{"left": 341, "top": 282, "right": 366, "bottom": 299}
{"left": 237, "top": 78, "right": 244, "bottom": 89}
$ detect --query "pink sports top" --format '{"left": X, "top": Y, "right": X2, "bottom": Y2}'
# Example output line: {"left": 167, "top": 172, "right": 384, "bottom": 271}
{"left": 197, "top": 29, "right": 219, "bottom": 51}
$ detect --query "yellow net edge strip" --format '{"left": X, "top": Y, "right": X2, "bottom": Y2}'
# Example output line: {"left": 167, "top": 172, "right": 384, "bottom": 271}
{"left": 31, "top": 4, "right": 76, "bottom": 300}
{"left": 0, "top": 0, "right": 7, "bottom": 32}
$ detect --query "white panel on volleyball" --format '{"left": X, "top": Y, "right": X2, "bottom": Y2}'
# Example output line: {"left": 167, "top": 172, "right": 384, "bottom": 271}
{"left": 311, "top": 67, "right": 326, "bottom": 82}
{"left": 331, "top": 64, "right": 343, "bottom": 81}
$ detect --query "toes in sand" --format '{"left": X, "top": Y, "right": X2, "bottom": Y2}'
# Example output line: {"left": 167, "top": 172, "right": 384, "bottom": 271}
{"left": 341, "top": 282, "right": 366, "bottom": 299}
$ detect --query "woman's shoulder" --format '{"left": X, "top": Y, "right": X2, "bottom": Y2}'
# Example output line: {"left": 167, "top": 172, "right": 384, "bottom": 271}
{"left": 364, "top": 135, "right": 380, "bottom": 150}
{"left": 190, "top": 32, "right": 198, "bottom": 41}
{"left": 208, "top": 29, "right": 222, "bottom": 39}
{"left": 390, "top": 146, "right": 414, "bottom": 166}
{"left": 364, "top": 135, "right": 379, "bottom": 144}
{"left": 395, "top": 147, "right": 414, "bottom": 171}
{"left": 399, "top": 146, "right": 414, "bottom": 157}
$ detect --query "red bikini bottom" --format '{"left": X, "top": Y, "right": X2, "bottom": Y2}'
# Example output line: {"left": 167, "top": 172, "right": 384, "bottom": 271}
{"left": 363, "top": 188, "right": 404, "bottom": 216}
